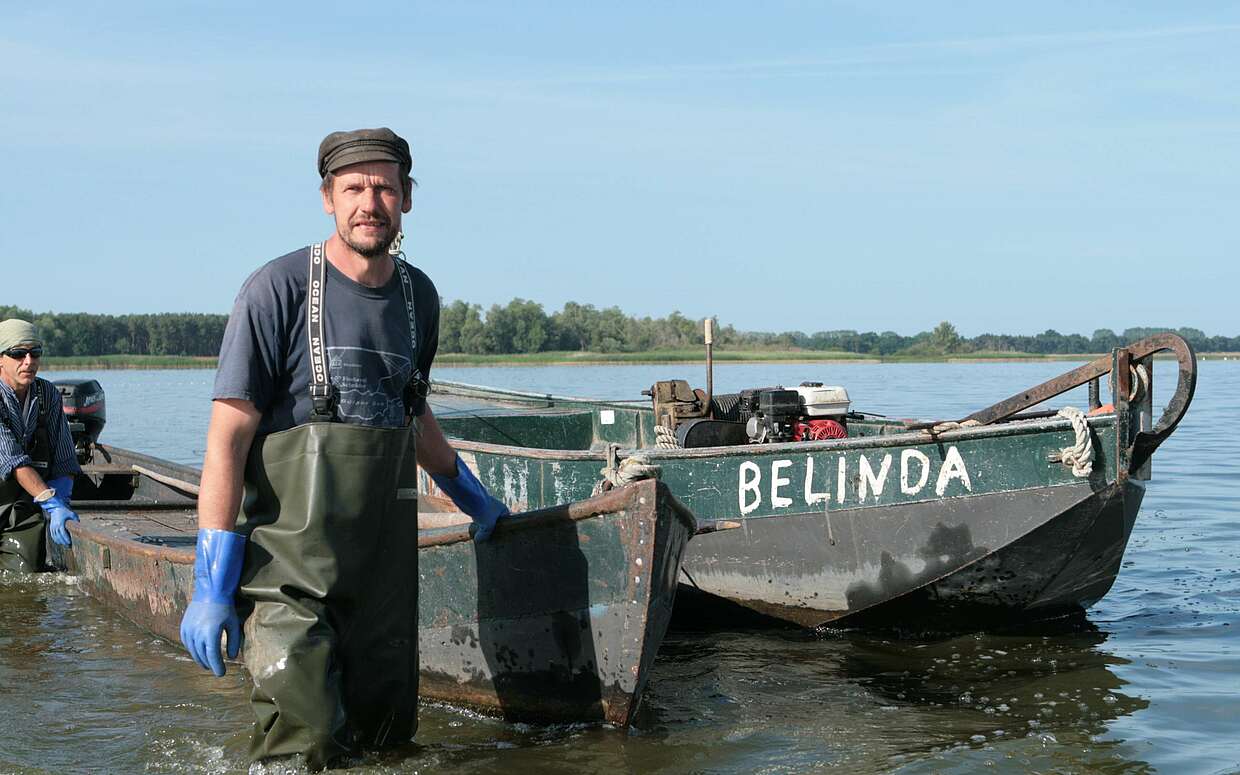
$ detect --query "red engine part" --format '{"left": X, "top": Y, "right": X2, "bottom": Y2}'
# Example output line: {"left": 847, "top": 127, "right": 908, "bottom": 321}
{"left": 793, "top": 419, "right": 847, "bottom": 441}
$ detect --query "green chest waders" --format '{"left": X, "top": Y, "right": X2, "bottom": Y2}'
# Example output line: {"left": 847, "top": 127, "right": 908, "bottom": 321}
{"left": 0, "top": 382, "right": 53, "bottom": 573}
{"left": 236, "top": 244, "right": 423, "bottom": 768}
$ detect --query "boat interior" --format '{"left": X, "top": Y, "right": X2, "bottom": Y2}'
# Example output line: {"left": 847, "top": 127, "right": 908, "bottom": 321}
{"left": 66, "top": 446, "right": 473, "bottom": 552}
{"left": 426, "top": 386, "right": 902, "bottom": 453}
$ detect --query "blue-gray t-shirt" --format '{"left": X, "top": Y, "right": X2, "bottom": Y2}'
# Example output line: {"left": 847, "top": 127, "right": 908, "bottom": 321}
{"left": 213, "top": 247, "right": 440, "bottom": 435}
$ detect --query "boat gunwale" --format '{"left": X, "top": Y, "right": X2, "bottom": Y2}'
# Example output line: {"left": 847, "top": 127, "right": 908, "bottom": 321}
{"left": 432, "top": 379, "right": 648, "bottom": 409}
{"left": 72, "top": 448, "right": 695, "bottom": 552}
{"left": 442, "top": 407, "right": 1119, "bottom": 462}
{"left": 65, "top": 521, "right": 195, "bottom": 565}
{"left": 418, "top": 478, "right": 695, "bottom": 547}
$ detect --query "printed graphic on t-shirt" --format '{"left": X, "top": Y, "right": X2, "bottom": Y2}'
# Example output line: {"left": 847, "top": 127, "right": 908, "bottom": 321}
{"left": 327, "top": 346, "right": 412, "bottom": 426}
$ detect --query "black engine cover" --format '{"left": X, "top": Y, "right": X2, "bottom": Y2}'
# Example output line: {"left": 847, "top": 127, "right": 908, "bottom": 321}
{"left": 676, "top": 419, "right": 750, "bottom": 448}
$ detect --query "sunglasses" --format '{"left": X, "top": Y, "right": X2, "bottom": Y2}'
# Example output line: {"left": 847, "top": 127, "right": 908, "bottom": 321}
{"left": 2, "top": 348, "right": 43, "bottom": 360}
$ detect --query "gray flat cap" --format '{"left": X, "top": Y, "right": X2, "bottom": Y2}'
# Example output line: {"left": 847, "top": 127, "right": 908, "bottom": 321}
{"left": 317, "top": 127, "right": 412, "bottom": 178}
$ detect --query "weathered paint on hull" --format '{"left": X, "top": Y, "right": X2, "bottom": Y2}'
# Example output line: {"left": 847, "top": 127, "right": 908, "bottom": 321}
{"left": 56, "top": 450, "right": 695, "bottom": 726}
{"left": 53, "top": 523, "right": 193, "bottom": 642}
{"left": 679, "top": 479, "right": 1143, "bottom": 629}
{"left": 417, "top": 480, "right": 694, "bottom": 725}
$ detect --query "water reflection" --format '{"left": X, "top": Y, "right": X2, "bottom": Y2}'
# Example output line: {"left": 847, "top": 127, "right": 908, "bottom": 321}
{"left": 833, "top": 621, "right": 1150, "bottom": 764}
{"left": 631, "top": 616, "right": 1153, "bottom": 773}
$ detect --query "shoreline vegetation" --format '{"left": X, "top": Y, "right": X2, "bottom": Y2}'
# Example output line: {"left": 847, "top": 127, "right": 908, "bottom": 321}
{"left": 41, "top": 350, "right": 1239, "bottom": 371}
{"left": 8, "top": 301, "right": 1236, "bottom": 371}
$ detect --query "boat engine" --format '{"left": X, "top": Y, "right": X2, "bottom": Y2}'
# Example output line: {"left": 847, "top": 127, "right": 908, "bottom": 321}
{"left": 647, "top": 379, "right": 851, "bottom": 448}
{"left": 738, "top": 387, "right": 801, "bottom": 443}
{"left": 53, "top": 378, "right": 106, "bottom": 464}
{"left": 736, "top": 383, "right": 851, "bottom": 443}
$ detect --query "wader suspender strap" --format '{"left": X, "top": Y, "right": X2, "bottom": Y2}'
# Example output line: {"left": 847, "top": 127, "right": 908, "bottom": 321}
{"left": 0, "top": 395, "right": 17, "bottom": 446}
{"left": 36, "top": 380, "right": 50, "bottom": 427}
{"left": 393, "top": 259, "right": 429, "bottom": 407}
{"left": 0, "top": 381, "right": 52, "bottom": 468}
{"left": 32, "top": 381, "right": 51, "bottom": 470}
{"left": 307, "top": 243, "right": 337, "bottom": 422}
{"left": 305, "top": 244, "right": 424, "bottom": 422}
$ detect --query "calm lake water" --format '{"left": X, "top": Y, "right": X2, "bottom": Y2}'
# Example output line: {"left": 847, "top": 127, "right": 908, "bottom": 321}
{"left": 3, "top": 360, "right": 1237, "bottom": 774}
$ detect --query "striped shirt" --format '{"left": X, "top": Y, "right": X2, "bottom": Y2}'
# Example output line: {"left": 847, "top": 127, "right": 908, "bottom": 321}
{"left": 0, "top": 377, "right": 80, "bottom": 483}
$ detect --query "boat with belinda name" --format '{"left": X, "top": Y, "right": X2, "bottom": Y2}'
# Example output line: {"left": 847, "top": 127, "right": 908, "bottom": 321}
{"left": 423, "top": 333, "right": 1197, "bottom": 630}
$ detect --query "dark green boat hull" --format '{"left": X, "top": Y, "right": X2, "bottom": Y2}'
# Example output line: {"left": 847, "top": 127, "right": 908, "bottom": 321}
{"left": 427, "top": 334, "right": 1195, "bottom": 630}
{"left": 54, "top": 447, "right": 696, "bottom": 726}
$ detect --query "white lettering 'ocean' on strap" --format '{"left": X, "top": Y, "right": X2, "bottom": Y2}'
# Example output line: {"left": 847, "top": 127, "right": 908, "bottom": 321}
{"left": 307, "top": 243, "right": 334, "bottom": 419}
{"left": 394, "top": 258, "right": 423, "bottom": 384}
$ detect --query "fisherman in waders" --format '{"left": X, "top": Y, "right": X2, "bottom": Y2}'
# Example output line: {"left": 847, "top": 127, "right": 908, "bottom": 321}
{"left": 0, "top": 319, "right": 81, "bottom": 572}
{"left": 179, "top": 128, "right": 509, "bottom": 769}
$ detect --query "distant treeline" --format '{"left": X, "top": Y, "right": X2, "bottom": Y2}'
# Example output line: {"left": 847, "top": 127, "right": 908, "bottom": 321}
{"left": 0, "top": 306, "right": 226, "bottom": 357}
{"left": 3, "top": 302, "right": 1236, "bottom": 358}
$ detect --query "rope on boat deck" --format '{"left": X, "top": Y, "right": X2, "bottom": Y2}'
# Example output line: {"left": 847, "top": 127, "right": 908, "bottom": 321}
{"left": 930, "top": 418, "right": 981, "bottom": 434}
{"left": 655, "top": 424, "right": 680, "bottom": 449}
{"left": 935, "top": 407, "right": 1094, "bottom": 477}
{"left": 594, "top": 443, "right": 662, "bottom": 495}
{"left": 1049, "top": 406, "right": 1094, "bottom": 477}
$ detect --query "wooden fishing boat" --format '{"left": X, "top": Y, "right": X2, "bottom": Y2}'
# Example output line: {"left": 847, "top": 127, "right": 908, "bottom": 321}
{"left": 50, "top": 446, "right": 697, "bottom": 726}
{"left": 423, "top": 334, "right": 1197, "bottom": 630}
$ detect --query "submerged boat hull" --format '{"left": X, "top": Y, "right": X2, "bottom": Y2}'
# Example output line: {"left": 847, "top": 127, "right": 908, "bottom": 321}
{"left": 56, "top": 447, "right": 695, "bottom": 726}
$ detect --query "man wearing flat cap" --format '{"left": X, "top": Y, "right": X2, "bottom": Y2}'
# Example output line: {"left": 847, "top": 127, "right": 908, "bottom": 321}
{"left": 0, "top": 319, "right": 81, "bottom": 572}
{"left": 180, "top": 128, "right": 509, "bottom": 768}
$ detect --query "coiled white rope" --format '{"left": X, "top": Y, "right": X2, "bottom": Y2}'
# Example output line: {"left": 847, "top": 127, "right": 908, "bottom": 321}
{"left": 594, "top": 444, "right": 662, "bottom": 495}
{"left": 929, "top": 408, "right": 1094, "bottom": 478}
{"left": 655, "top": 424, "right": 680, "bottom": 449}
{"left": 1050, "top": 406, "right": 1094, "bottom": 477}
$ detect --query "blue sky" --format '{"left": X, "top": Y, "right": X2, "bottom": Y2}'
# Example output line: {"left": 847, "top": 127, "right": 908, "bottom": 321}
{"left": 2, "top": 2, "right": 1236, "bottom": 337}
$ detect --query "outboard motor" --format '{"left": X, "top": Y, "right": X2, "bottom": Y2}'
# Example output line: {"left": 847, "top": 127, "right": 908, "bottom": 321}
{"left": 53, "top": 378, "right": 106, "bottom": 464}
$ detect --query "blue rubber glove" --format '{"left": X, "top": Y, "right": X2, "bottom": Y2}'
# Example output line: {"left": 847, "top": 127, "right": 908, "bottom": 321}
{"left": 41, "top": 493, "right": 79, "bottom": 546}
{"left": 180, "top": 528, "right": 246, "bottom": 676}
{"left": 431, "top": 455, "right": 510, "bottom": 542}
{"left": 49, "top": 475, "right": 75, "bottom": 504}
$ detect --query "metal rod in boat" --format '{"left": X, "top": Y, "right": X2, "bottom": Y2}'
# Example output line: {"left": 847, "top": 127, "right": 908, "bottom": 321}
{"left": 704, "top": 317, "right": 714, "bottom": 418}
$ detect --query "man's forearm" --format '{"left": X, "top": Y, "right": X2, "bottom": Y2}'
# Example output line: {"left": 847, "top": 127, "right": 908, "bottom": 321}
{"left": 414, "top": 407, "right": 459, "bottom": 476}
{"left": 198, "top": 456, "right": 246, "bottom": 531}
{"left": 198, "top": 399, "right": 261, "bottom": 531}
{"left": 13, "top": 465, "right": 49, "bottom": 499}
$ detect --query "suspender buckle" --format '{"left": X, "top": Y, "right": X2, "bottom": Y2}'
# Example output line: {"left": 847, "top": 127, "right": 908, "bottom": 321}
{"left": 309, "top": 383, "right": 339, "bottom": 421}
{"left": 402, "top": 375, "right": 430, "bottom": 419}
{"left": 407, "top": 376, "right": 430, "bottom": 400}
